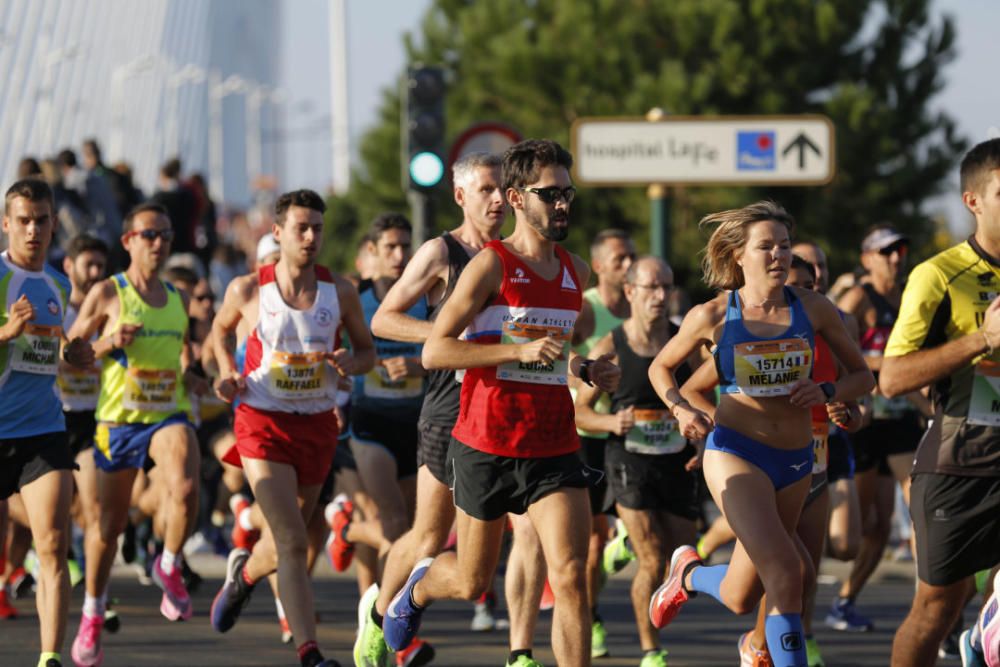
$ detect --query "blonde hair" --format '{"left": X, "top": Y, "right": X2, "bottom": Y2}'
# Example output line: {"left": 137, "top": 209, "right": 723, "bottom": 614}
{"left": 700, "top": 200, "right": 795, "bottom": 290}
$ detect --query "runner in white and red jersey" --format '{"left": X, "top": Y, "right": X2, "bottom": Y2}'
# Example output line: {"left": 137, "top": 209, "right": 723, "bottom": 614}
{"left": 207, "top": 189, "right": 375, "bottom": 667}
{"left": 380, "top": 139, "right": 620, "bottom": 667}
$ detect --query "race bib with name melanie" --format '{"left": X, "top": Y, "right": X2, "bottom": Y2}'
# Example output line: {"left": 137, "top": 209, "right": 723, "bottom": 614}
{"left": 624, "top": 408, "right": 686, "bottom": 455}
{"left": 497, "top": 321, "right": 571, "bottom": 385}
{"left": 733, "top": 337, "right": 812, "bottom": 397}
{"left": 268, "top": 350, "right": 327, "bottom": 400}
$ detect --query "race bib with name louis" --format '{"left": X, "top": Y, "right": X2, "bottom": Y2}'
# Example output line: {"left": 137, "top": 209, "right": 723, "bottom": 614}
{"left": 268, "top": 350, "right": 327, "bottom": 400}
{"left": 624, "top": 408, "right": 686, "bottom": 455}
{"left": 733, "top": 338, "right": 812, "bottom": 397}
{"left": 497, "top": 322, "right": 571, "bottom": 385}
{"left": 968, "top": 360, "right": 1000, "bottom": 426}
{"left": 363, "top": 365, "right": 423, "bottom": 400}
{"left": 123, "top": 368, "right": 177, "bottom": 412}
{"left": 811, "top": 422, "right": 830, "bottom": 474}
{"left": 10, "top": 324, "right": 62, "bottom": 375}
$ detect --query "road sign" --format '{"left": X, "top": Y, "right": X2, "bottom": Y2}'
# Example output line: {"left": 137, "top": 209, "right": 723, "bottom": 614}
{"left": 571, "top": 115, "right": 835, "bottom": 186}
{"left": 448, "top": 122, "right": 523, "bottom": 172}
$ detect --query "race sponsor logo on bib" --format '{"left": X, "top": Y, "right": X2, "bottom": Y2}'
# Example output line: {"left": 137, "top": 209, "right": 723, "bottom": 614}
{"left": 268, "top": 350, "right": 327, "bottom": 400}
{"left": 11, "top": 323, "right": 62, "bottom": 375}
{"left": 624, "top": 408, "right": 686, "bottom": 455}
{"left": 733, "top": 337, "right": 812, "bottom": 397}
{"left": 497, "top": 321, "right": 571, "bottom": 385}
{"left": 363, "top": 364, "right": 423, "bottom": 400}
{"left": 968, "top": 360, "right": 1000, "bottom": 426}
{"left": 122, "top": 368, "right": 178, "bottom": 412}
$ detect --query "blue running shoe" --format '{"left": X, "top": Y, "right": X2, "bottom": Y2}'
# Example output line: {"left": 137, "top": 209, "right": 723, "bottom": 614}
{"left": 961, "top": 628, "right": 986, "bottom": 667}
{"left": 824, "top": 596, "right": 873, "bottom": 632}
{"left": 210, "top": 548, "right": 254, "bottom": 633}
{"left": 383, "top": 557, "right": 434, "bottom": 651}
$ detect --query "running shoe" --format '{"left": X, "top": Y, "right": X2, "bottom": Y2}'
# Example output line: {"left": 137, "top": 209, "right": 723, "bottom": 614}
{"left": 961, "top": 628, "right": 987, "bottom": 667}
{"left": 151, "top": 554, "right": 193, "bottom": 621}
{"left": 470, "top": 592, "right": 496, "bottom": 631}
{"left": 942, "top": 629, "right": 962, "bottom": 659}
{"left": 0, "top": 589, "right": 17, "bottom": 619}
{"left": 824, "top": 596, "right": 873, "bottom": 632}
{"left": 395, "top": 636, "right": 435, "bottom": 667}
{"left": 602, "top": 518, "right": 636, "bottom": 576}
{"left": 181, "top": 560, "right": 203, "bottom": 594}
{"left": 981, "top": 569, "right": 1000, "bottom": 667}
{"left": 539, "top": 579, "right": 555, "bottom": 611}
{"left": 324, "top": 493, "right": 354, "bottom": 572}
{"left": 44, "top": 659, "right": 62, "bottom": 667}
{"left": 639, "top": 649, "right": 669, "bottom": 667}
{"left": 210, "top": 548, "right": 254, "bottom": 632}
{"left": 806, "top": 636, "right": 825, "bottom": 667}
{"left": 229, "top": 494, "right": 260, "bottom": 551}
{"left": 279, "top": 615, "right": 292, "bottom": 644}
{"left": 71, "top": 612, "right": 104, "bottom": 667}
{"left": 649, "top": 545, "right": 700, "bottom": 629}
{"left": 353, "top": 583, "right": 392, "bottom": 667}
{"left": 591, "top": 619, "right": 609, "bottom": 658}
{"left": 738, "top": 632, "right": 774, "bottom": 667}
{"left": 383, "top": 558, "right": 433, "bottom": 651}
{"left": 10, "top": 567, "right": 35, "bottom": 599}
{"left": 103, "top": 599, "right": 121, "bottom": 634}
{"left": 505, "top": 656, "right": 544, "bottom": 667}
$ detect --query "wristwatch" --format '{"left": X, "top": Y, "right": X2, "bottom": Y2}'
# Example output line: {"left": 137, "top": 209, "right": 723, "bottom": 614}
{"left": 820, "top": 382, "right": 836, "bottom": 403}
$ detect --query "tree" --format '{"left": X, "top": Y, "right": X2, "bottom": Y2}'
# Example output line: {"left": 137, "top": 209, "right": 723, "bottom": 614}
{"left": 339, "top": 0, "right": 966, "bottom": 288}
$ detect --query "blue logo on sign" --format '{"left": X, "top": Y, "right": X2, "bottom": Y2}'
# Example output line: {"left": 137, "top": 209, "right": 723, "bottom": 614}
{"left": 737, "top": 131, "right": 775, "bottom": 170}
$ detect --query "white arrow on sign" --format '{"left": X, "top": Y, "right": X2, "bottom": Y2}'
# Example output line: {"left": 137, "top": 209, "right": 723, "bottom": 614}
{"left": 571, "top": 115, "right": 835, "bottom": 186}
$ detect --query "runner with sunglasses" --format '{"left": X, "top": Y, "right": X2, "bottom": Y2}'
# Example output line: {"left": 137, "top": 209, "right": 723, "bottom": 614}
{"left": 67, "top": 202, "right": 205, "bottom": 667}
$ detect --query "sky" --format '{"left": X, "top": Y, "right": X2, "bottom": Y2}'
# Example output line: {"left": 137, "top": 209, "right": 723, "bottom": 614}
{"left": 281, "top": 0, "right": 999, "bottom": 236}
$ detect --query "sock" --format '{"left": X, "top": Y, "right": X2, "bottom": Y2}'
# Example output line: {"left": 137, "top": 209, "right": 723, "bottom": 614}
{"left": 37, "top": 652, "right": 60, "bottom": 667}
{"left": 508, "top": 649, "right": 532, "bottom": 663}
{"left": 297, "top": 640, "right": 322, "bottom": 667}
{"left": 241, "top": 566, "right": 257, "bottom": 589}
{"left": 764, "top": 613, "right": 807, "bottom": 667}
{"left": 275, "top": 597, "right": 286, "bottom": 620}
{"left": 239, "top": 508, "right": 255, "bottom": 532}
{"left": 689, "top": 564, "right": 728, "bottom": 603}
{"left": 160, "top": 549, "right": 178, "bottom": 575}
{"left": 592, "top": 607, "right": 602, "bottom": 623}
{"left": 82, "top": 593, "right": 107, "bottom": 618}
{"left": 408, "top": 584, "right": 423, "bottom": 611}
{"left": 644, "top": 648, "right": 663, "bottom": 657}
{"left": 371, "top": 603, "right": 383, "bottom": 628}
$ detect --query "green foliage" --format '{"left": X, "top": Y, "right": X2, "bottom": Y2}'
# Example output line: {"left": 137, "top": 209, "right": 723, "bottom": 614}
{"left": 338, "top": 0, "right": 966, "bottom": 286}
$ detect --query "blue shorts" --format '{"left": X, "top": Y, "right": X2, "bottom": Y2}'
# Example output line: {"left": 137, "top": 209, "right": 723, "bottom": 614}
{"left": 705, "top": 424, "right": 813, "bottom": 490}
{"left": 826, "top": 428, "right": 855, "bottom": 483}
{"left": 94, "top": 413, "right": 191, "bottom": 472}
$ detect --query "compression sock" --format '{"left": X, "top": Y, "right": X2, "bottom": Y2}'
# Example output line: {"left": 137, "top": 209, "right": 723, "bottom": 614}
{"left": 297, "top": 640, "right": 323, "bottom": 667}
{"left": 508, "top": 649, "right": 533, "bottom": 663}
{"left": 688, "top": 564, "right": 728, "bottom": 603}
{"left": 371, "top": 603, "right": 383, "bottom": 628}
{"left": 764, "top": 613, "right": 807, "bottom": 667}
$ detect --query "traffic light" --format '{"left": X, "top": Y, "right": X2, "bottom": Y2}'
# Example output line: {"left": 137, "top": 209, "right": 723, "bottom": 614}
{"left": 403, "top": 66, "right": 446, "bottom": 190}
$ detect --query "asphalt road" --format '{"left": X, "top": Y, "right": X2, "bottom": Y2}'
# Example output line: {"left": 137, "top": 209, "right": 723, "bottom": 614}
{"left": 0, "top": 554, "right": 978, "bottom": 666}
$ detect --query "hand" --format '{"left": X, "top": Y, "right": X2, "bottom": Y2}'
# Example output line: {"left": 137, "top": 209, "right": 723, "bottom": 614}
{"left": 326, "top": 348, "right": 356, "bottom": 376}
{"left": 63, "top": 337, "right": 95, "bottom": 368}
{"left": 111, "top": 323, "right": 143, "bottom": 350}
{"left": 675, "top": 403, "right": 714, "bottom": 441}
{"left": 517, "top": 334, "right": 564, "bottom": 365}
{"left": 788, "top": 378, "right": 826, "bottom": 408}
{"left": 214, "top": 374, "right": 246, "bottom": 403}
{"left": 382, "top": 356, "right": 423, "bottom": 381}
{"left": 184, "top": 368, "right": 210, "bottom": 397}
{"left": 684, "top": 447, "right": 704, "bottom": 472}
{"left": 589, "top": 353, "right": 621, "bottom": 393}
{"left": 1, "top": 295, "right": 34, "bottom": 340}
{"left": 826, "top": 401, "right": 851, "bottom": 427}
{"left": 982, "top": 296, "right": 1000, "bottom": 350}
{"left": 610, "top": 406, "right": 635, "bottom": 436}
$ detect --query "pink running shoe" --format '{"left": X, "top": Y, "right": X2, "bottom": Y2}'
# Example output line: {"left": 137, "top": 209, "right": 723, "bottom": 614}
{"left": 71, "top": 612, "right": 104, "bottom": 667}
{"left": 981, "top": 569, "right": 1000, "bottom": 667}
{"left": 649, "top": 545, "right": 701, "bottom": 629}
{"left": 152, "top": 555, "right": 193, "bottom": 621}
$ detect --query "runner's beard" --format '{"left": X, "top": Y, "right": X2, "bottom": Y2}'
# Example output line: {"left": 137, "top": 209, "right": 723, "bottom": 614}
{"left": 525, "top": 206, "right": 568, "bottom": 241}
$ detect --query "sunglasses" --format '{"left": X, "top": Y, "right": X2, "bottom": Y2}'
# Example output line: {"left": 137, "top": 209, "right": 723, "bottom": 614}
{"left": 128, "top": 228, "right": 175, "bottom": 243}
{"left": 193, "top": 293, "right": 214, "bottom": 302}
{"left": 878, "top": 242, "right": 908, "bottom": 257}
{"left": 520, "top": 186, "right": 576, "bottom": 205}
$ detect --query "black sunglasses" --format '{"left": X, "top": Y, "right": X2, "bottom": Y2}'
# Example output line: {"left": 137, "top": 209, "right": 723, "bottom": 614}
{"left": 878, "top": 242, "right": 908, "bottom": 256}
{"left": 129, "top": 229, "right": 175, "bottom": 242}
{"left": 521, "top": 186, "right": 576, "bottom": 205}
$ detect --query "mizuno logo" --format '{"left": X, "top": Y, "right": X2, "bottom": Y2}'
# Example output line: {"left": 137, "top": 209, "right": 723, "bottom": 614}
{"left": 789, "top": 461, "right": 809, "bottom": 471}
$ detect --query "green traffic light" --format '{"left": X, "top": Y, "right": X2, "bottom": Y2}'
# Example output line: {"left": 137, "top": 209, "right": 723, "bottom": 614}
{"left": 409, "top": 151, "right": 444, "bottom": 187}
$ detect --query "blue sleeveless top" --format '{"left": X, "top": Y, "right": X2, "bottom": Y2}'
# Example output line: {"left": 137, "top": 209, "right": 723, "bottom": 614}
{"left": 713, "top": 287, "right": 815, "bottom": 396}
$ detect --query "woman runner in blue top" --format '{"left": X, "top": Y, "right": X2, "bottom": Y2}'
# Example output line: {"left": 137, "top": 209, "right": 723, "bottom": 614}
{"left": 647, "top": 201, "right": 873, "bottom": 667}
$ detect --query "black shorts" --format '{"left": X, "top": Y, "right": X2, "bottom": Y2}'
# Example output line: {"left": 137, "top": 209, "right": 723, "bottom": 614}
{"left": 447, "top": 438, "right": 599, "bottom": 521}
{"left": 579, "top": 436, "right": 611, "bottom": 515}
{"left": 804, "top": 470, "right": 829, "bottom": 508}
{"left": 911, "top": 472, "right": 1000, "bottom": 585}
{"left": 417, "top": 418, "right": 452, "bottom": 485}
{"left": 604, "top": 442, "right": 699, "bottom": 519}
{"left": 852, "top": 416, "right": 923, "bottom": 475}
{"left": 826, "top": 429, "right": 855, "bottom": 483}
{"left": 350, "top": 407, "right": 419, "bottom": 479}
{"left": 65, "top": 410, "right": 97, "bottom": 457}
{"left": 0, "top": 431, "right": 76, "bottom": 500}
{"left": 331, "top": 433, "right": 357, "bottom": 473}
{"left": 196, "top": 414, "right": 232, "bottom": 454}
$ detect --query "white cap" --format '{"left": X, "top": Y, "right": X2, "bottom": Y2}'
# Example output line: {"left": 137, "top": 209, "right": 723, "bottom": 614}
{"left": 256, "top": 233, "right": 280, "bottom": 262}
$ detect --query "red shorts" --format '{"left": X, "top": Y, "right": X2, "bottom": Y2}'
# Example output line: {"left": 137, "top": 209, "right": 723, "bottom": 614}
{"left": 229, "top": 403, "right": 339, "bottom": 486}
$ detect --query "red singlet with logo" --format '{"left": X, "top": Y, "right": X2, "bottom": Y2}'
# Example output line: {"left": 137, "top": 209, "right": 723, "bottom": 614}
{"left": 451, "top": 240, "right": 583, "bottom": 457}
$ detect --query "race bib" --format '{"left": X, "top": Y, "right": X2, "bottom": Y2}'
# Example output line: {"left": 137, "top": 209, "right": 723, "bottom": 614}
{"left": 872, "top": 392, "right": 914, "bottom": 420}
{"left": 123, "top": 368, "right": 177, "bottom": 412}
{"left": 363, "top": 364, "right": 422, "bottom": 399}
{"left": 268, "top": 350, "right": 327, "bottom": 400}
{"left": 624, "top": 408, "right": 686, "bottom": 455}
{"left": 968, "top": 360, "right": 1000, "bottom": 426}
{"left": 811, "top": 422, "right": 829, "bottom": 474}
{"left": 496, "top": 322, "right": 571, "bottom": 385}
{"left": 58, "top": 366, "right": 101, "bottom": 400}
{"left": 733, "top": 338, "right": 812, "bottom": 397}
{"left": 10, "top": 324, "right": 62, "bottom": 375}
